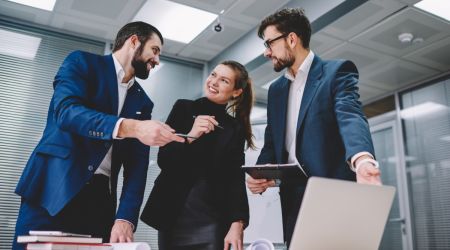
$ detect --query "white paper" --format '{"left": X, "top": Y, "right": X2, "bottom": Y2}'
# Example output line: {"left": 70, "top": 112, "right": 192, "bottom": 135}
{"left": 109, "top": 242, "right": 150, "bottom": 250}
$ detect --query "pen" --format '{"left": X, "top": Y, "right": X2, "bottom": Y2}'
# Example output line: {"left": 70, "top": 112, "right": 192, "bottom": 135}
{"left": 174, "top": 133, "right": 198, "bottom": 140}
{"left": 192, "top": 115, "right": 224, "bottom": 129}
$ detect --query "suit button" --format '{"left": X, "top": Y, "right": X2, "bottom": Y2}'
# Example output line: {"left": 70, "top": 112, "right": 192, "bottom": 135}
{"left": 88, "top": 165, "right": 94, "bottom": 171}
{"left": 104, "top": 142, "right": 111, "bottom": 148}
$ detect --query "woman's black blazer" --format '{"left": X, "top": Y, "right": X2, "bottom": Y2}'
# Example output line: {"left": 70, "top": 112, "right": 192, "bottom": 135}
{"left": 140, "top": 99, "right": 249, "bottom": 231}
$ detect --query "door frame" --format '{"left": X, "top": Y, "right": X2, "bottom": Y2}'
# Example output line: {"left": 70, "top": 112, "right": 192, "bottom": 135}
{"left": 369, "top": 111, "right": 414, "bottom": 250}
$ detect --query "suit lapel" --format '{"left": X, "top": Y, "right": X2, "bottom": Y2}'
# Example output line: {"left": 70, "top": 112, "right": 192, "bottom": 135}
{"left": 104, "top": 54, "right": 118, "bottom": 115}
{"left": 296, "top": 56, "right": 323, "bottom": 134}
{"left": 120, "top": 82, "right": 145, "bottom": 118}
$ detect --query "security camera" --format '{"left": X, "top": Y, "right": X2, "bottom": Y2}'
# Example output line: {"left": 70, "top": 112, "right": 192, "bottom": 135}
{"left": 213, "top": 23, "right": 222, "bottom": 32}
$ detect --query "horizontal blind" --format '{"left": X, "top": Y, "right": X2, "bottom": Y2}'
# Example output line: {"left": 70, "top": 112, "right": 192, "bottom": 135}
{"left": 0, "top": 20, "right": 104, "bottom": 249}
{"left": 401, "top": 78, "right": 450, "bottom": 249}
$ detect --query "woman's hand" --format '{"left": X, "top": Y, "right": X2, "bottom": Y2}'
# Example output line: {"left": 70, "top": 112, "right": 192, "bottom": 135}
{"left": 224, "top": 221, "right": 244, "bottom": 250}
{"left": 187, "top": 115, "right": 219, "bottom": 142}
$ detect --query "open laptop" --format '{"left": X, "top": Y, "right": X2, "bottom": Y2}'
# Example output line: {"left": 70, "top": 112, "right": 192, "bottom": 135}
{"left": 289, "top": 177, "right": 395, "bottom": 250}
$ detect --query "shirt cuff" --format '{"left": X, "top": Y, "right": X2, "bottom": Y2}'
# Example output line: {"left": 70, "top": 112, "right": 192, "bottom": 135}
{"left": 115, "top": 219, "right": 135, "bottom": 231}
{"left": 349, "top": 151, "right": 374, "bottom": 171}
{"left": 113, "top": 118, "right": 125, "bottom": 140}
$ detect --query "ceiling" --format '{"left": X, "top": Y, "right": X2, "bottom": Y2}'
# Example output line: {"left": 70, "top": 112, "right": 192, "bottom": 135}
{"left": 0, "top": 0, "right": 449, "bottom": 105}
{"left": 0, "top": 0, "right": 290, "bottom": 62}
{"left": 250, "top": 0, "right": 450, "bottom": 104}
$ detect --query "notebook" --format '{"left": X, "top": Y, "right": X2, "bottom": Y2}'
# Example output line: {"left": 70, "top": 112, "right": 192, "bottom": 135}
{"left": 17, "top": 235, "right": 102, "bottom": 244}
{"left": 289, "top": 177, "right": 395, "bottom": 250}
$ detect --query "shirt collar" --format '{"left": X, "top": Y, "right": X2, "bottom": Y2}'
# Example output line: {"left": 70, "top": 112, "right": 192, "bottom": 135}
{"left": 112, "top": 54, "right": 135, "bottom": 89}
{"left": 284, "top": 50, "right": 315, "bottom": 81}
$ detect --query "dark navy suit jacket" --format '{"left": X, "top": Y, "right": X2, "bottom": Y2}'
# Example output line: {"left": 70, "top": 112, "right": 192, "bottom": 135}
{"left": 15, "top": 51, "right": 153, "bottom": 227}
{"left": 256, "top": 55, "right": 374, "bottom": 241}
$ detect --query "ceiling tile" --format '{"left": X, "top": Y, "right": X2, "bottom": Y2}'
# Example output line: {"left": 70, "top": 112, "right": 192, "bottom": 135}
{"left": 310, "top": 32, "right": 345, "bottom": 55}
{"left": 0, "top": 1, "right": 51, "bottom": 25}
{"left": 50, "top": 13, "right": 111, "bottom": 39}
{"left": 404, "top": 36, "right": 450, "bottom": 71}
{"left": 322, "top": 0, "right": 406, "bottom": 40}
{"left": 321, "top": 42, "right": 397, "bottom": 74}
{"left": 351, "top": 7, "right": 450, "bottom": 57}
{"left": 178, "top": 44, "right": 219, "bottom": 61}
{"left": 363, "top": 58, "right": 439, "bottom": 90}
{"left": 226, "top": 0, "right": 290, "bottom": 26}
{"left": 358, "top": 84, "right": 387, "bottom": 103}
{"left": 71, "top": 0, "right": 127, "bottom": 19}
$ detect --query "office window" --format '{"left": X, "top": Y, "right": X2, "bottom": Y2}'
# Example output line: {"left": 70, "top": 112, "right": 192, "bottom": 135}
{"left": 0, "top": 20, "right": 105, "bottom": 248}
{"left": 401, "top": 77, "right": 450, "bottom": 249}
{"left": 363, "top": 95, "right": 395, "bottom": 119}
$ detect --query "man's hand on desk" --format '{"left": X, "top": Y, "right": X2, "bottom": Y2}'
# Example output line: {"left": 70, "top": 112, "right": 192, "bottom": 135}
{"left": 246, "top": 176, "right": 276, "bottom": 194}
{"left": 110, "top": 220, "right": 134, "bottom": 243}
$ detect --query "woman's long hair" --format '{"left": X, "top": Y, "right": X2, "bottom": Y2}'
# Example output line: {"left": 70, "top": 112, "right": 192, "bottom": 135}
{"left": 221, "top": 60, "right": 256, "bottom": 150}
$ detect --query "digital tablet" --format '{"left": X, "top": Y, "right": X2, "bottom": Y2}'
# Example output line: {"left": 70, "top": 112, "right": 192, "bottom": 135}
{"left": 242, "top": 163, "right": 307, "bottom": 181}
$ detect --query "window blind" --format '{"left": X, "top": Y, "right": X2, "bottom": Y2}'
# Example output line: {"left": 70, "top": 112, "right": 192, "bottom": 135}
{"left": 0, "top": 19, "right": 104, "bottom": 249}
{"left": 401, "top": 78, "right": 450, "bottom": 249}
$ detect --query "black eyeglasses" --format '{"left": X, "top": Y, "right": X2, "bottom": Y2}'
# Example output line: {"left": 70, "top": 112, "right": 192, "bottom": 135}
{"left": 263, "top": 33, "right": 288, "bottom": 49}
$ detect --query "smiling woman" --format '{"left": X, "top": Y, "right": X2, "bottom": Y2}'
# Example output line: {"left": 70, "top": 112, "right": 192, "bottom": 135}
{"left": 140, "top": 60, "right": 255, "bottom": 250}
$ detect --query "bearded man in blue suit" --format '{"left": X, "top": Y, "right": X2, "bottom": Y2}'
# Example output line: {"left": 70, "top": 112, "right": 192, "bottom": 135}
{"left": 13, "top": 21, "right": 184, "bottom": 249}
{"left": 246, "top": 8, "right": 382, "bottom": 246}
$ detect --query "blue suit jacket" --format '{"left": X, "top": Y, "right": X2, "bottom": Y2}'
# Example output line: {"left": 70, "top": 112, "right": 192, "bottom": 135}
{"left": 15, "top": 51, "right": 153, "bottom": 227}
{"left": 256, "top": 55, "right": 374, "bottom": 240}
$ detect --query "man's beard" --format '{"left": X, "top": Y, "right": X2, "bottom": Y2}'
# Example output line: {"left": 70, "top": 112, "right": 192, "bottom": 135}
{"left": 131, "top": 48, "right": 151, "bottom": 79}
{"left": 273, "top": 49, "right": 295, "bottom": 72}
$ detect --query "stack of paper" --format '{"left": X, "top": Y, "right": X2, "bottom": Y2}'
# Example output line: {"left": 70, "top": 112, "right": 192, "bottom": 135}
{"left": 17, "top": 231, "right": 106, "bottom": 250}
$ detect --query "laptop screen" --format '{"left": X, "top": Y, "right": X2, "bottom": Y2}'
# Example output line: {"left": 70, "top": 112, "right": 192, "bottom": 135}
{"left": 289, "top": 177, "right": 395, "bottom": 250}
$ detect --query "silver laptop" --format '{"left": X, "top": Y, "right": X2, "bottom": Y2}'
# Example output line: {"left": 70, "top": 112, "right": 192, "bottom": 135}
{"left": 289, "top": 177, "right": 395, "bottom": 250}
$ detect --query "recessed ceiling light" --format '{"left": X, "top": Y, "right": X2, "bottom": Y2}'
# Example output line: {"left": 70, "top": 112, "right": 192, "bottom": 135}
{"left": 134, "top": 0, "right": 217, "bottom": 44}
{"left": 7, "top": 0, "right": 56, "bottom": 11}
{"left": 400, "top": 101, "right": 448, "bottom": 119}
{"left": 0, "top": 28, "right": 41, "bottom": 60}
{"left": 414, "top": 0, "right": 450, "bottom": 22}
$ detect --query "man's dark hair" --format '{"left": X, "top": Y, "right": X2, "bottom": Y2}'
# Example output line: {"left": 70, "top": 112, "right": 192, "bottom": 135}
{"left": 112, "top": 21, "right": 163, "bottom": 52}
{"left": 257, "top": 8, "right": 311, "bottom": 49}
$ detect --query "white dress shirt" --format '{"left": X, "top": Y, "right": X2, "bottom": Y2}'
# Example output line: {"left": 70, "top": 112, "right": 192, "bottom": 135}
{"left": 95, "top": 54, "right": 134, "bottom": 177}
{"left": 284, "top": 50, "right": 315, "bottom": 168}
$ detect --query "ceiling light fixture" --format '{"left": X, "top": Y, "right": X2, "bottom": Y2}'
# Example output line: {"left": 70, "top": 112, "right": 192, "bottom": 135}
{"left": 133, "top": 0, "right": 217, "bottom": 44}
{"left": 415, "top": 0, "right": 450, "bottom": 22}
{"left": 6, "top": 0, "right": 56, "bottom": 11}
{"left": 400, "top": 101, "right": 448, "bottom": 119}
{"left": 412, "top": 37, "right": 424, "bottom": 44}
{"left": 398, "top": 33, "right": 413, "bottom": 43}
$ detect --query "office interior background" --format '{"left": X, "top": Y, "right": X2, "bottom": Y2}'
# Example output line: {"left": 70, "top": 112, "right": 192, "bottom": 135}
{"left": 0, "top": 0, "right": 449, "bottom": 249}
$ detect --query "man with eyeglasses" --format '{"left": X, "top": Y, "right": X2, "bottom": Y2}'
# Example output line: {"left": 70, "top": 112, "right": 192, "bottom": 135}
{"left": 246, "top": 8, "right": 382, "bottom": 246}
